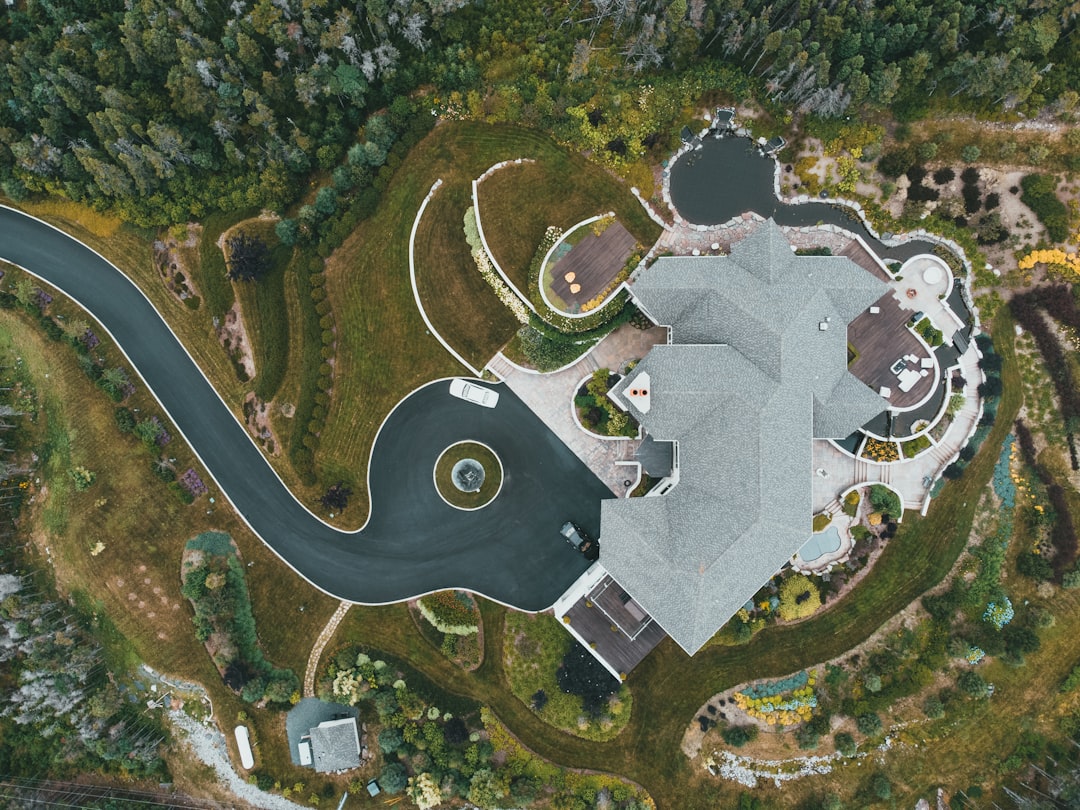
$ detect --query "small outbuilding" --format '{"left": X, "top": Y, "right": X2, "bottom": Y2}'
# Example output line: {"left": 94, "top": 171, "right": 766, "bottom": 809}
{"left": 305, "top": 717, "right": 361, "bottom": 774}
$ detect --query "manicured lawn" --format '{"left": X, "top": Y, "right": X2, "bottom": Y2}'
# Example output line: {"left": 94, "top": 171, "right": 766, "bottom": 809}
{"left": 413, "top": 167, "right": 521, "bottom": 369}
{"left": 324, "top": 122, "right": 660, "bottom": 524}
{"left": 476, "top": 154, "right": 662, "bottom": 294}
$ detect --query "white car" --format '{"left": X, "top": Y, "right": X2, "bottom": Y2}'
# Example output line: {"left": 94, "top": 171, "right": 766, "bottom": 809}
{"left": 448, "top": 379, "right": 499, "bottom": 408}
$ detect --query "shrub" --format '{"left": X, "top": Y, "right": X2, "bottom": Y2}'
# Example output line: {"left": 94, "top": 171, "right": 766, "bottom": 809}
{"left": 871, "top": 773, "right": 892, "bottom": 800}
{"left": 114, "top": 407, "right": 136, "bottom": 433}
{"left": 856, "top": 713, "right": 882, "bottom": 735}
{"left": 380, "top": 763, "right": 408, "bottom": 794}
{"left": 842, "top": 490, "right": 860, "bottom": 517}
{"left": 1061, "top": 666, "right": 1080, "bottom": 693}
{"left": 812, "top": 513, "right": 832, "bottom": 532}
{"left": 778, "top": 574, "right": 822, "bottom": 621}
{"left": 834, "top": 731, "right": 857, "bottom": 756}
{"left": 868, "top": 485, "right": 902, "bottom": 520}
{"left": 68, "top": 466, "right": 96, "bottom": 491}
{"left": 923, "top": 694, "right": 945, "bottom": 719}
{"left": 721, "top": 724, "right": 758, "bottom": 747}
{"left": 1020, "top": 174, "right": 1070, "bottom": 243}
{"left": 957, "top": 670, "right": 989, "bottom": 698}
{"left": 377, "top": 727, "right": 404, "bottom": 755}
{"left": 151, "top": 460, "right": 176, "bottom": 482}
{"left": 961, "top": 145, "right": 981, "bottom": 163}
{"left": 933, "top": 167, "right": 956, "bottom": 185}
{"left": 1016, "top": 551, "right": 1053, "bottom": 581}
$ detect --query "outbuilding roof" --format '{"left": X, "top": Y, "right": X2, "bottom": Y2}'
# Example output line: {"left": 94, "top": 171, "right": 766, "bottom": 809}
{"left": 308, "top": 717, "right": 361, "bottom": 773}
{"left": 601, "top": 221, "right": 887, "bottom": 654}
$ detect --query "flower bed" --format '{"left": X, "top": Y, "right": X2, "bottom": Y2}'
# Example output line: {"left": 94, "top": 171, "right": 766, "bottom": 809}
{"left": 861, "top": 437, "right": 899, "bottom": 463}
{"left": 731, "top": 670, "right": 818, "bottom": 726}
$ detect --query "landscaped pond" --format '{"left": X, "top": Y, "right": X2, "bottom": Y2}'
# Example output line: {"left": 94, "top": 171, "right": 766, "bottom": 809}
{"left": 667, "top": 135, "right": 935, "bottom": 261}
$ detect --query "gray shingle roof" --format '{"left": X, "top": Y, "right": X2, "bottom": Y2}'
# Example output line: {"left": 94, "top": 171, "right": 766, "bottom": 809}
{"left": 309, "top": 718, "right": 361, "bottom": 773}
{"left": 602, "top": 221, "right": 888, "bottom": 655}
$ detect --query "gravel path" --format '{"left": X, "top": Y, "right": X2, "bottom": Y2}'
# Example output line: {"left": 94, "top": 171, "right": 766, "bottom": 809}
{"left": 303, "top": 601, "right": 351, "bottom": 697}
{"left": 169, "top": 710, "right": 307, "bottom": 810}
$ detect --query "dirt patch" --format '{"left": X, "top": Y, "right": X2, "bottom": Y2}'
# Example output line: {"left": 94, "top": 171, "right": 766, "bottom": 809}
{"left": 217, "top": 302, "right": 256, "bottom": 381}
{"left": 242, "top": 393, "right": 281, "bottom": 456}
{"left": 152, "top": 224, "right": 202, "bottom": 306}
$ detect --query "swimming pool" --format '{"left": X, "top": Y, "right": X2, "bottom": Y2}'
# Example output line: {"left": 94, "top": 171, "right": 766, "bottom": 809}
{"left": 798, "top": 525, "right": 843, "bottom": 562}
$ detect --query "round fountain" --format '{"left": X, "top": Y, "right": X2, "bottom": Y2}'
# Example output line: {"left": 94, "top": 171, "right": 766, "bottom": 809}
{"left": 451, "top": 458, "right": 485, "bottom": 492}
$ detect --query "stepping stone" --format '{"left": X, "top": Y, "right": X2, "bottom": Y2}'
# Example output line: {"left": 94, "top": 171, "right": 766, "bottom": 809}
{"left": 564, "top": 271, "right": 576, "bottom": 283}
{"left": 570, "top": 283, "right": 581, "bottom": 294}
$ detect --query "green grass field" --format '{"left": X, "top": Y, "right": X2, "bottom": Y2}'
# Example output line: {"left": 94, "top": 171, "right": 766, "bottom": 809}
{"left": 0, "top": 304, "right": 340, "bottom": 800}
{"left": 324, "top": 122, "right": 660, "bottom": 522}
{"left": 475, "top": 148, "right": 662, "bottom": 295}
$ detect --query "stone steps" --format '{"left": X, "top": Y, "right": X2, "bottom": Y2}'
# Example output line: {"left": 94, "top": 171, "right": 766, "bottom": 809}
{"left": 486, "top": 352, "right": 517, "bottom": 381}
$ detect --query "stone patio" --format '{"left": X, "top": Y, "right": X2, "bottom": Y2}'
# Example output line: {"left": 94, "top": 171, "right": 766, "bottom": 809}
{"left": 486, "top": 324, "right": 668, "bottom": 495}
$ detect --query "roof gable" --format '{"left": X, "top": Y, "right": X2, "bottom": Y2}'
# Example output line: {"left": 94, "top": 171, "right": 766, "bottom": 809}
{"left": 602, "top": 221, "right": 887, "bottom": 655}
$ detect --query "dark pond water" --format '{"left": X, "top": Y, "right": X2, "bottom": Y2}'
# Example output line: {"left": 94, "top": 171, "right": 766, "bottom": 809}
{"left": 668, "top": 136, "right": 935, "bottom": 261}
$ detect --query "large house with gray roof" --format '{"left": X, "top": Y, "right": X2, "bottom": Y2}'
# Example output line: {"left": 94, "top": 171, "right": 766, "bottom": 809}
{"left": 599, "top": 221, "right": 889, "bottom": 655}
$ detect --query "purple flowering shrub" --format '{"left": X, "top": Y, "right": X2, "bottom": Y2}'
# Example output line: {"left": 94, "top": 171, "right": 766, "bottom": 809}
{"left": 81, "top": 329, "right": 100, "bottom": 350}
{"left": 152, "top": 416, "right": 171, "bottom": 446}
{"left": 35, "top": 289, "right": 53, "bottom": 310}
{"left": 179, "top": 468, "right": 208, "bottom": 497}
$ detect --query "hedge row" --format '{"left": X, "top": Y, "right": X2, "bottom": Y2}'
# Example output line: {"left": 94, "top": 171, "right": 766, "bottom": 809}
{"left": 288, "top": 255, "right": 334, "bottom": 485}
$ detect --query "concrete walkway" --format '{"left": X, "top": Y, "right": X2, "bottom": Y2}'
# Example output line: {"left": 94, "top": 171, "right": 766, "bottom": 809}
{"left": 487, "top": 324, "right": 668, "bottom": 495}
{"left": 812, "top": 344, "right": 983, "bottom": 515}
{"left": 303, "top": 600, "right": 351, "bottom": 698}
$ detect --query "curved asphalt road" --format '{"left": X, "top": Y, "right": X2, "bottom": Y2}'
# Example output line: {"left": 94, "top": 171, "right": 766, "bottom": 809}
{"left": 0, "top": 206, "right": 611, "bottom": 609}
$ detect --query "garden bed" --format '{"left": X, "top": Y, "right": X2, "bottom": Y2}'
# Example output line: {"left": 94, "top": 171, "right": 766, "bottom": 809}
{"left": 180, "top": 532, "right": 300, "bottom": 705}
{"left": 408, "top": 592, "right": 484, "bottom": 671}
{"left": 503, "top": 612, "right": 632, "bottom": 742}
{"left": 575, "top": 369, "right": 639, "bottom": 438}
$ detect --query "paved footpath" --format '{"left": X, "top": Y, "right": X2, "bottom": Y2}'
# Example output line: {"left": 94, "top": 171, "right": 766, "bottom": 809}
{"left": 487, "top": 324, "right": 668, "bottom": 495}
{"left": 812, "top": 344, "right": 983, "bottom": 515}
{"left": 303, "top": 601, "right": 352, "bottom": 697}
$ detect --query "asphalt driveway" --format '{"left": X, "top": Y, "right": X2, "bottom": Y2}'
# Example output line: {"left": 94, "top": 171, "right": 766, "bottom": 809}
{"left": 0, "top": 206, "right": 610, "bottom": 609}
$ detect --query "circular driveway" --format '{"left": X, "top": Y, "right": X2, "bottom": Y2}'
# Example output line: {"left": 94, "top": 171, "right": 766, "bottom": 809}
{"left": 0, "top": 206, "right": 611, "bottom": 609}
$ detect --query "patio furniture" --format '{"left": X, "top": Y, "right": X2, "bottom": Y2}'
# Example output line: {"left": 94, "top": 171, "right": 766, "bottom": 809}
{"left": 920, "top": 357, "right": 934, "bottom": 369}
{"left": 898, "top": 369, "right": 921, "bottom": 392}
{"left": 879, "top": 386, "right": 892, "bottom": 398}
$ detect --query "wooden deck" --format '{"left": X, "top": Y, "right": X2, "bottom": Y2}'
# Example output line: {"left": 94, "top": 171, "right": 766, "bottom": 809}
{"left": 848, "top": 292, "right": 936, "bottom": 410}
{"left": 549, "top": 222, "right": 637, "bottom": 311}
{"left": 564, "top": 575, "right": 667, "bottom": 676}
{"left": 839, "top": 239, "right": 891, "bottom": 282}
